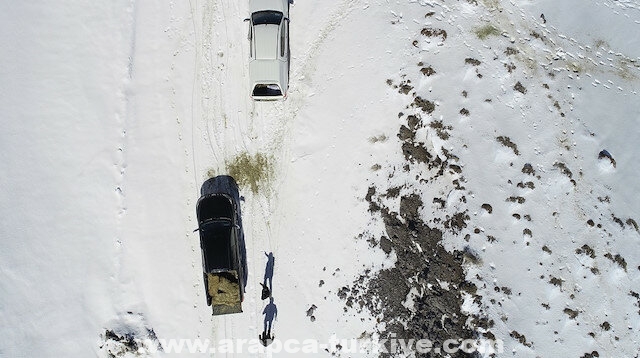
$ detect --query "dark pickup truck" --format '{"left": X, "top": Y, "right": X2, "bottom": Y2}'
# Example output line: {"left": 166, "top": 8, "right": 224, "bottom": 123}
{"left": 197, "top": 176, "right": 247, "bottom": 315}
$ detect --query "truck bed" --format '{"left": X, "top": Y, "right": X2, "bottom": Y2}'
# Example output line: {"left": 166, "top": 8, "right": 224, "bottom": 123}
{"left": 206, "top": 271, "right": 242, "bottom": 315}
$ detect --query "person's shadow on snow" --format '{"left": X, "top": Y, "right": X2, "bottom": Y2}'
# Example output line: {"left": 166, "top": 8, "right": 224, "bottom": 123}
{"left": 259, "top": 252, "right": 276, "bottom": 346}
{"left": 261, "top": 297, "right": 278, "bottom": 341}
{"left": 263, "top": 252, "right": 275, "bottom": 293}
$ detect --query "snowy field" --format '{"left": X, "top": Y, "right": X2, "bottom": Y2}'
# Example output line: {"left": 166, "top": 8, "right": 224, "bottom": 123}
{"left": 1, "top": 0, "right": 639, "bottom": 357}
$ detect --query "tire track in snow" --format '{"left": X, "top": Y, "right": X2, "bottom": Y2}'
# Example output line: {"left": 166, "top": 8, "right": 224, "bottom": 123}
{"left": 201, "top": 0, "right": 255, "bottom": 171}
{"left": 294, "top": 0, "right": 359, "bottom": 80}
{"left": 239, "top": 1, "right": 364, "bottom": 347}
{"left": 159, "top": 0, "right": 211, "bottom": 343}
{"left": 204, "top": 2, "right": 235, "bottom": 355}
{"left": 189, "top": 0, "right": 362, "bottom": 351}
{"left": 189, "top": 5, "right": 237, "bottom": 346}
{"left": 200, "top": 0, "right": 224, "bottom": 170}
{"left": 255, "top": 0, "right": 360, "bottom": 181}
{"left": 219, "top": 1, "right": 268, "bottom": 350}
{"left": 239, "top": 0, "right": 361, "bottom": 207}
{"left": 237, "top": 1, "right": 362, "bottom": 348}
{"left": 275, "top": 0, "right": 361, "bottom": 127}
{"left": 188, "top": 0, "right": 202, "bottom": 198}
{"left": 198, "top": 0, "right": 251, "bottom": 354}
{"left": 185, "top": 0, "right": 244, "bottom": 347}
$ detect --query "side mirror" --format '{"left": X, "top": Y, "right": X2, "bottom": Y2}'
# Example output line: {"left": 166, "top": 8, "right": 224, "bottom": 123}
{"left": 244, "top": 18, "right": 250, "bottom": 22}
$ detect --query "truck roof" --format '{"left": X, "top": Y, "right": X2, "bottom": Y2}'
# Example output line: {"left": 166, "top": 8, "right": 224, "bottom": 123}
{"left": 254, "top": 24, "right": 279, "bottom": 60}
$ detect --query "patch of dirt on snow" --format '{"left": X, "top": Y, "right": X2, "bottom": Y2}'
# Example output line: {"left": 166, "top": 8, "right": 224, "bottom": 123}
{"left": 336, "top": 8, "right": 541, "bottom": 357}
{"left": 351, "top": 192, "right": 481, "bottom": 357}
{"left": 340, "top": 74, "right": 489, "bottom": 357}
{"left": 225, "top": 151, "right": 274, "bottom": 194}
{"left": 496, "top": 136, "right": 519, "bottom": 155}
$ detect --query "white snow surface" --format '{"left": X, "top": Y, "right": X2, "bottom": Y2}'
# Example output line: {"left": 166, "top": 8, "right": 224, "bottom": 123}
{"left": 1, "top": 0, "right": 639, "bottom": 357}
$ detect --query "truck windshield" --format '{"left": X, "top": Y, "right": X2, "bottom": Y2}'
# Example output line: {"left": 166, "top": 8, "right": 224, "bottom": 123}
{"left": 252, "top": 11, "right": 283, "bottom": 25}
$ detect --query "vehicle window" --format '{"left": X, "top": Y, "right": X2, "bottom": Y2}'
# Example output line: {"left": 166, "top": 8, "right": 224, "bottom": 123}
{"left": 253, "top": 84, "right": 282, "bottom": 97}
{"left": 248, "top": 25, "right": 253, "bottom": 58}
{"left": 280, "top": 21, "right": 286, "bottom": 57}
{"left": 252, "top": 11, "right": 283, "bottom": 25}
{"left": 200, "top": 218, "right": 232, "bottom": 231}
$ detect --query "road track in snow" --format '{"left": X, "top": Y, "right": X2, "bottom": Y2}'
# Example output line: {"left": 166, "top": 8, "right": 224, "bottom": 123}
{"left": 185, "top": 0, "right": 359, "bottom": 355}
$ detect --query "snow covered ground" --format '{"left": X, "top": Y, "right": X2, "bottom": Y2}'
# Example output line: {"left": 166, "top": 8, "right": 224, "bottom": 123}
{"left": 1, "top": 0, "right": 639, "bottom": 357}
